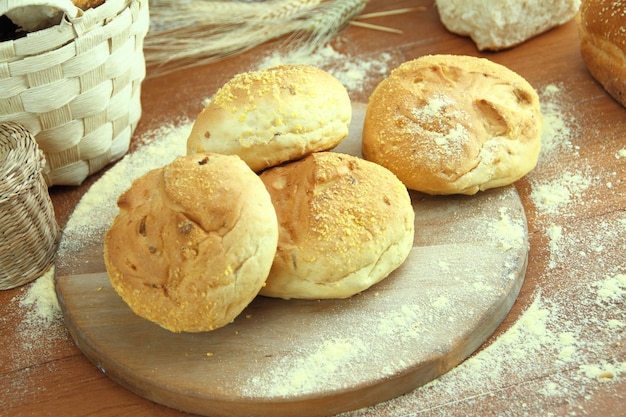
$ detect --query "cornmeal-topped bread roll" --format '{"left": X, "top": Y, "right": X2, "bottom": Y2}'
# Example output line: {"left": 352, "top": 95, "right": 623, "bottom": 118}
{"left": 576, "top": 0, "right": 626, "bottom": 107}
{"left": 104, "top": 153, "right": 278, "bottom": 333}
{"left": 259, "top": 152, "right": 414, "bottom": 300}
{"left": 187, "top": 64, "right": 352, "bottom": 172}
{"left": 362, "top": 55, "right": 542, "bottom": 195}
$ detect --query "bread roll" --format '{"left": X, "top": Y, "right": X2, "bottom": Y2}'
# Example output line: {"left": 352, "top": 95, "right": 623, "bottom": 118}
{"left": 436, "top": 0, "right": 581, "bottom": 50}
{"left": 362, "top": 55, "right": 542, "bottom": 195}
{"left": 187, "top": 64, "right": 352, "bottom": 172}
{"left": 259, "top": 152, "right": 414, "bottom": 300}
{"left": 104, "top": 153, "right": 278, "bottom": 333}
{"left": 576, "top": 0, "right": 626, "bottom": 107}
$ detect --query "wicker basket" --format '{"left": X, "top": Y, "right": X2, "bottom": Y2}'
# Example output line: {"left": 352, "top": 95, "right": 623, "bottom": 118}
{"left": 0, "top": 0, "right": 149, "bottom": 186}
{"left": 0, "top": 121, "right": 60, "bottom": 290}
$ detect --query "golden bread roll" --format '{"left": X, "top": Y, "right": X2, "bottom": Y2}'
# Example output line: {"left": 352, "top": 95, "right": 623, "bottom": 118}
{"left": 186, "top": 64, "right": 352, "bottom": 172}
{"left": 104, "top": 153, "right": 278, "bottom": 333}
{"left": 259, "top": 152, "right": 414, "bottom": 300}
{"left": 576, "top": 0, "right": 626, "bottom": 107}
{"left": 362, "top": 54, "right": 542, "bottom": 195}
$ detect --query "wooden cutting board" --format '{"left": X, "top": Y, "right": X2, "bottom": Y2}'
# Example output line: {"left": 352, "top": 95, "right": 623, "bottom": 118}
{"left": 55, "top": 104, "right": 529, "bottom": 417}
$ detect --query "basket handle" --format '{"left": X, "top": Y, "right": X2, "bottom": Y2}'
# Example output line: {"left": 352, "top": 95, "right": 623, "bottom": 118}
{"left": 0, "top": 0, "right": 81, "bottom": 21}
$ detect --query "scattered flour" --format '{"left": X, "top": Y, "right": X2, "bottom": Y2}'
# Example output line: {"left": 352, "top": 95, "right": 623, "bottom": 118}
{"left": 254, "top": 43, "right": 392, "bottom": 95}
{"left": 16, "top": 266, "right": 61, "bottom": 326}
{"left": 492, "top": 206, "right": 527, "bottom": 252}
{"left": 536, "top": 83, "right": 579, "bottom": 158}
{"left": 546, "top": 223, "right": 563, "bottom": 269}
{"left": 529, "top": 170, "right": 592, "bottom": 215}
{"left": 3, "top": 265, "right": 68, "bottom": 372}
{"left": 247, "top": 338, "right": 368, "bottom": 397}
{"left": 528, "top": 84, "right": 594, "bottom": 216}
{"left": 594, "top": 273, "right": 626, "bottom": 305}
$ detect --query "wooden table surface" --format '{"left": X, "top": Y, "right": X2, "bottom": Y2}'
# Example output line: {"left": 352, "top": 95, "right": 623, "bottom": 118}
{"left": 2, "top": 1, "right": 626, "bottom": 416}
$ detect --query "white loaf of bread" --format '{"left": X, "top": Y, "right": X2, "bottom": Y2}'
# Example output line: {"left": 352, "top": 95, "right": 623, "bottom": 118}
{"left": 436, "top": 0, "right": 581, "bottom": 50}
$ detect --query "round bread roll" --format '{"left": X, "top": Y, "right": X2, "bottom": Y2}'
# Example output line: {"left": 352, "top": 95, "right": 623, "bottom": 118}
{"left": 362, "top": 54, "right": 542, "bottom": 195}
{"left": 186, "top": 64, "right": 352, "bottom": 172}
{"left": 259, "top": 152, "right": 414, "bottom": 300}
{"left": 576, "top": 0, "right": 626, "bottom": 107}
{"left": 104, "top": 153, "right": 278, "bottom": 333}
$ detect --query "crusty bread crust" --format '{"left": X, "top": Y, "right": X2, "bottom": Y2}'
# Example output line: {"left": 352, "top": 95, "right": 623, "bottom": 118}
{"left": 259, "top": 152, "right": 414, "bottom": 300}
{"left": 104, "top": 153, "right": 278, "bottom": 333}
{"left": 187, "top": 64, "right": 352, "bottom": 172}
{"left": 577, "top": 0, "right": 626, "bottom": 107}
{"left": 436, "top": 0, "right": 580, "bottom": 51}
{"left": 362, "top": 54, "right": 542, "bottom": 195}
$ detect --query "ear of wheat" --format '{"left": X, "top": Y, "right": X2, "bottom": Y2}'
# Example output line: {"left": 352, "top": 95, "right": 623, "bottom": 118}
{"left": 286, "top": 0, "right": 368, "bottom": 53}
{"left": 149, "top": 0, "right": 324, "bottom": 30}
{"left": 145, "top": 0, "right": 369, "bottom": 77}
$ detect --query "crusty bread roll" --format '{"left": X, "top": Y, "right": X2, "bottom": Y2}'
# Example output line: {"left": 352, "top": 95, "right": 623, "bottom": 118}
{"left": 104, "top": 153, "right": 278, "bottom": 333}
{"left": 436, "top": 0, "right": 581, "bottom": 50}
{"left": 576, "top": 0, "right": 626, "bottom": 107}
{"left": 187, "top": 64, "right": 352, "bottom": 172}
{"left": 259, "top": 152, "right": 414, "bottom": 300}
{"left": 362, "top": 55, "right": 542, "bottom": 195}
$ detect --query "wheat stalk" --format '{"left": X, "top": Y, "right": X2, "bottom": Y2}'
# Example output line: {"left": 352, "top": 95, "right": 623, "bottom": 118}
{"left": 145, "top": 0, "right": 327, "bottom": 76}
{"left": 349, "top": 6, "right": 428, "bottom": 34}
{"left": 261, "top": 0, "right": 324, "bottom": 20}
{"left": 287, "top": 0, "right": 368, "bottom": 53}
{"left": 149, "top": 0, "right": 323, "bottom": 29}
{"left": 356, "top": 6, "right": 427, "bottom": 20}
{"left": 145, "top": 0, "right": 420, "bottom": 77}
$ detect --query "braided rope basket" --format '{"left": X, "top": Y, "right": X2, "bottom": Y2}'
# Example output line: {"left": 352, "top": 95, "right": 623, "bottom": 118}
{"left": 1, "top": 121, "right": 60, "bottom": 289}
{"left": 0, "top": 0, "right": 149, "bottom": 186}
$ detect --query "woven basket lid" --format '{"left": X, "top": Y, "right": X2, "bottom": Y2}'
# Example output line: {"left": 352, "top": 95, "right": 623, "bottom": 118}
{"left": 0, "top": 122, "right": 45, "bottom": 197}
{"left": 0, "top": 121, "right": 60, "bottom": 289}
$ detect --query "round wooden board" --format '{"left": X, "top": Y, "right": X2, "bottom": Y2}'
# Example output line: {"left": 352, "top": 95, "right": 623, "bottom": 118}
{"left": 55, "top": 104, "right": 529, "bottom": 417}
